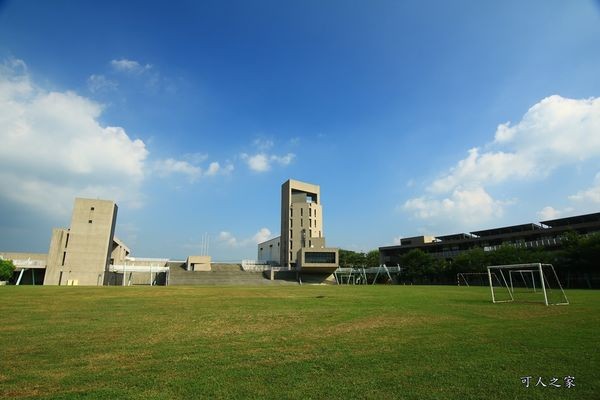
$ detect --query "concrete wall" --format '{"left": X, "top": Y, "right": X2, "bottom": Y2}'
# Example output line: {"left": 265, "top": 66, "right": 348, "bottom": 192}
{"left": 281, "top": 179, "right": 325, "bottom": 267}
{"left": 44, "top": 228, "right": 69, "bottom": 285}
{"left": 257, "top": 236, "right": 280, "bottom": 263}
{"left": 296, "top": 247, "right": 339, "bottom": 273}
{"left": 187, "top": 255, "right": 211, "bottom": 271}
{"left": 110, "top": 237, "right": 130, "bottom": 265}
{"left": 44, "top": 198, "right": 117, "bottom": 286}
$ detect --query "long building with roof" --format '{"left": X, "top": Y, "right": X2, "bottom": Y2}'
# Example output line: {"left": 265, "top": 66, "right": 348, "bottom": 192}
{"left": 379, "top": 212, "right": 600, "bottom": 265}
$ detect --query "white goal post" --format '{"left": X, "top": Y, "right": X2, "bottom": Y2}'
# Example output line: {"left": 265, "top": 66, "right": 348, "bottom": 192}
{"left": 487, "top": 263, "right": 569, "bottom": 306}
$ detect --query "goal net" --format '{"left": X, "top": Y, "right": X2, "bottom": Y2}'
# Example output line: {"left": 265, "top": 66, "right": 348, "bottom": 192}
{"left": 487, "top": 263, "right": 569, "bottom": 306}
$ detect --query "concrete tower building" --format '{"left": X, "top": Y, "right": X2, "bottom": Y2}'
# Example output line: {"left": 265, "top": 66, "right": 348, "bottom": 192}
{"left": 44, "top": 198, "right": 118, "bottom": 285}
{"left": 280, "top": 179, "right": 326, "bottom": 268}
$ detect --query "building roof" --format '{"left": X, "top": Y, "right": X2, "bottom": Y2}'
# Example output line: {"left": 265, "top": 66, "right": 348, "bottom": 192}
{"left": 436, "top": 233, "right": 473, "bottom": 241}
{"left": 540, "top": 212, "right": 600, "bottom": 228}
{"left": 470, "top": 223, "right": 543, "bottom": 237}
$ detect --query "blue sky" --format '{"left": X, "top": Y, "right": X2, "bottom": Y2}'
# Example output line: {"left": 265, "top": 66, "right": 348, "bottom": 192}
{"left": 1, "top": 0, "right": 599, "bottom": 261}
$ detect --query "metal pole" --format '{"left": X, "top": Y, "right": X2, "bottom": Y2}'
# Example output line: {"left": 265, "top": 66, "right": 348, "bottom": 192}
{"left": 539, "top": 263, "right": 549, "bottom": 306}
{"left": 372, "top": 267, "right": 380, "bottom": 285}
{"left": 16, "top": 269, "right": 25, "bottom": 285}
{"left": 487, "top": 268, "right": 496, "bottom": 303}
{"left": 385, "top": 265, "right": 392, "bottom": 283}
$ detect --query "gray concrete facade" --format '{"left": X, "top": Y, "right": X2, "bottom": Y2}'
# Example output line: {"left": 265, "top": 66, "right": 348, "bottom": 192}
{"left": 44, "top": 198, "right": 117, "bottom": 285}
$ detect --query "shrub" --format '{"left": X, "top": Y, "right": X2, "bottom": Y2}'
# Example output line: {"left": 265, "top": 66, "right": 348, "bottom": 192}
{"left": 0, "top": 259, "right": 16, "bottom": 281}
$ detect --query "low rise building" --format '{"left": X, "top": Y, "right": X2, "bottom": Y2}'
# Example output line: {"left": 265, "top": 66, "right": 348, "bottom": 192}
{"left": 379, "top": 212, "right": 600, "bottom": 264}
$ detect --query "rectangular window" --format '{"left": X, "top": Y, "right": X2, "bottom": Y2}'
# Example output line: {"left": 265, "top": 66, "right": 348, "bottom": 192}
{"left": 290, "top": 208, "right": 293, "bottom": 217}
{"left": 61, "top": 252, "right": 66, "bottom": 266}
{"left": 88, "top": 220, "right": 93, "bottom": 224}
{"left": 290, "top": 219, "right": 293, "bottom": 228}
{"left": 65, "top": 233, "right": 69, "bottom": 248}
{"left": 315, "top": 209, "right": 317, "bottom": 218}
{"left": 305, "top": 252, "right": 336, "bottom": 264}
{"left": 290, "top": 229, "right": 293, "bottom": 238}
{"left": 301, "top": 219, "right": 303, "bottom": 227}
{"left": 309, "top": 240, "right": 312, "bottom": 247}
{"left": 90, "top": 206, "right": 95, "bottom": 211}
{"left": 300, "top": 208, "right": 303, "bottom": 217}
{"left": 309, "top": 208, "right": 312, "bottom": 217}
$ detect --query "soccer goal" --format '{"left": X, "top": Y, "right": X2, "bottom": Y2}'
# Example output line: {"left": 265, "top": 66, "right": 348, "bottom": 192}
{"left": 487, "top": 263, "right": 569, "bottom": 306}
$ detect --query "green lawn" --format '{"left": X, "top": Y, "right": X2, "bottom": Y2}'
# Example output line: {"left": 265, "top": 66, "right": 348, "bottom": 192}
{"left": 0, "top": 285, "right": 598, "bottom": 399}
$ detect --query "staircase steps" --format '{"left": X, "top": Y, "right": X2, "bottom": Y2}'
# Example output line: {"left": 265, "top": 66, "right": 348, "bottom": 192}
{"left": 168, "top": 265, "right": 297, "bottom": 286}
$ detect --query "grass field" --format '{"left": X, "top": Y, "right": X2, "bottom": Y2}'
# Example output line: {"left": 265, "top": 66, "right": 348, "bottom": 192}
{"left": 0, "top": 285, "right": 598, "bottom": 399}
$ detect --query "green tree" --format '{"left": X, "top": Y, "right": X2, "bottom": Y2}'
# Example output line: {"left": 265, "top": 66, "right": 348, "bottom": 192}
{"left": 339, "top": 249, "right": 366, "bottom": 267}
{"left": 451, "top": 247, "right": 487, "bottom": 273}
{"left": 365, "top": 250, "right": 380, "bottom": 268}
{"left": 0, "top": 259, "right": 15, "bottom": 281}
{"left": 485, "top": 244, "right": 527, "bottom": 265}
{"left": 400, "top": 249, "right": 440, "bottom": 282}
{"left": 558, "top": 231, "right": 600, "bottom": 270}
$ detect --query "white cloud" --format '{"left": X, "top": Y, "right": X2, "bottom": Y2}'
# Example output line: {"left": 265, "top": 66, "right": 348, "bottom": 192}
{"left": 242, "top": 153, "right": 269, "bottom": 172}
{"left": 428, "top": 148, "right": 536, "bottom": 194}
{"left": 154, "top": 159, "right": 231, "bottom": 182}
{"left": 569, "top": 172, "right": 600, "bottom": 204}
{"left": 271, "top": 153, "right": 295, "bottom": 166}
{"left": 241, "top": 152, "right": 296, "bottom": 172}
{"left": 253, "top": 138, "right": 274, "bottom": 150}
{"left": 108, "top": 58, "right": 171, "bottom": 93}
{"left": 537, "top": 206, "right": 562, "bottom": 220}
{"left": 110, "top": 59, "right": 152, "bottom": 74}
{"left": 87, "top": 74, "right": 117, "bottom": 93}
{"left": 154, "top": 158, "right": 202, "bottom": 182}
{"left": 404, "top": 95, "right": 600, "bottom": 226}
{"left": 206, "top": 162, "right": 220, "bottom": 176}
{"left": 218, "top": 228, "right": 273, "bottom": 248}
{"left": 222, "top": 163, "right": 235, "bottom": 174}
{"left": 252, "top": 228, "right": 272, "bottom": 244}
{"left": 404, "top": 187, "right": 508, "bottom": 226}
{"left": 218, "top": 231, "right": 238, "bottom": 247}
{"left": 493, "top": 96, "right": 600, "bottom": 163}
{"left": 0, "top": 59, "right": 148, "bottom": 215}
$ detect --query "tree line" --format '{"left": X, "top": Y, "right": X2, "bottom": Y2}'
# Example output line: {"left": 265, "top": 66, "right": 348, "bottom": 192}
{"left": 399, "top": 231, "right": 600, "bottom": 287}
{"left": 339, "top": 249, "right": 380, "bottom": 268}
{"left": 340, "top": 232, "right": 600, "bottom": 288}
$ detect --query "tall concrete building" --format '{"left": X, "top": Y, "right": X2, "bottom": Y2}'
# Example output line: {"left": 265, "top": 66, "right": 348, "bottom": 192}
{"left": 280, "top": 179, "right": 327, "bottom": 268}
{"left": 44, "top": 198, "right": 119, "bottom": 285}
